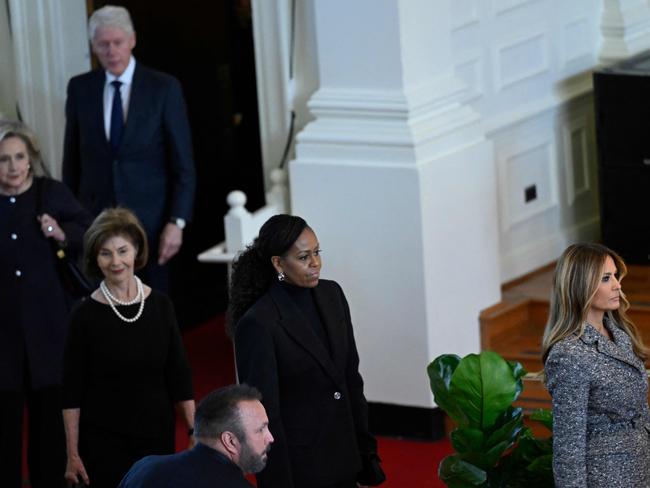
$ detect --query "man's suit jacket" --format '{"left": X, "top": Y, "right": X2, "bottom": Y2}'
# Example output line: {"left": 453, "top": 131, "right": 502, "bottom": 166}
{"left": 545, "top": 320, "right": 650, "bottom": 487}
{"left": 235, "top": 279, "right": 379, "bottom": 488}
{"left": 62, "top": 63, "right": 195, "bottom": 240}
{"left": 117, "top": 443, "right": 252, "bottom": 488}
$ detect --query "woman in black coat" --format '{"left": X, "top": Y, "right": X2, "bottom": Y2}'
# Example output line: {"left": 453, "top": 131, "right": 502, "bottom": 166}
{"left": 229, "top": 214, "right": 385, "bottom": 488}
{"left": 0, "top": 120, "right": 91, "bottom": 487}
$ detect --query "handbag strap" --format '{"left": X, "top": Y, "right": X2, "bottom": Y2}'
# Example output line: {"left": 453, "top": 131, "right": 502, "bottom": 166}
{"left": 34, "top": 177, "right": 68, "bottom": 258}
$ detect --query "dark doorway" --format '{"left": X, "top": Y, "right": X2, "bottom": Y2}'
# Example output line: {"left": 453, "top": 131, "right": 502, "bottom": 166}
{"left": 92, "top": 0, "right": 266, "bottom": 327}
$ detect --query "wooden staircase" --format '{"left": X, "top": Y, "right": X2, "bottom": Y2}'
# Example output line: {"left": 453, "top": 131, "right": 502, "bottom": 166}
{"left": 480, "top": 263, "right": 650, "bottom": 416}
{"left": 480, "top": 297, "right": 550, "bottom": 412}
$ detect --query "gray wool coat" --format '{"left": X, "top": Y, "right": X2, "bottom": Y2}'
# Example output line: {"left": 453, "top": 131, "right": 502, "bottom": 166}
{"left": 545, "top": 320, "right": 650, "bottom": 488}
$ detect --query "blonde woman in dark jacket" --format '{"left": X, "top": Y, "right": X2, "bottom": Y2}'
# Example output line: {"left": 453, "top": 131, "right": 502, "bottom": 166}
{"left": 543, "top": 243, "right": 650, "bottom": 487}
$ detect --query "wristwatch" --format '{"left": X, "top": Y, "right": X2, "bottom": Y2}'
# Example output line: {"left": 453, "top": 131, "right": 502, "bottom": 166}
{"left": 170, "top": 217, "right": 186, "bottom": 230}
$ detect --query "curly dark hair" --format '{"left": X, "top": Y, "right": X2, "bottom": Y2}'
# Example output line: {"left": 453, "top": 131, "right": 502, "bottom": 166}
{"left": 227, "top": 214, "right": 308, "bottom": 335}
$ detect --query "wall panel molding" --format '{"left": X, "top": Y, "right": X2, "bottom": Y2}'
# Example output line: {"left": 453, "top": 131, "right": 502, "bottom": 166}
{"left": 452, "top": 0, "right": 479, "bottom": 31}
{"left": 455, "top": 54, "right": 484, "bottom": 101}
{"left": 297, "top": 74, "right": 483, "bottom": 165}
{"left": 562, "top": 115, "right": 591, "bottom": 206}
{"left": 500, "top": 217, "right": 600, "bottom": 282}
{"left": 561, "top": 17, "right": 593, "bottom": 70}
{"left": 492, "top": 0, "right": 538, "bottom": 16}
{"left": 493, "top": 29, "right": 549, "bottom": 92}
{"left": 497, "top": 134, "right": 558, "bottom": 231}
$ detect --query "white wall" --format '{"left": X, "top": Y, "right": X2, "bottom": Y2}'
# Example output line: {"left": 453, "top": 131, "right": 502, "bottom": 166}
{"left": 251, "top": 0, "right": 650, "bottom": 408}
{"left": 255, "top": 0, "right": 614, "bottom": 286}
{"left": 451, "top": 0, "right": 605, "bottom": 281}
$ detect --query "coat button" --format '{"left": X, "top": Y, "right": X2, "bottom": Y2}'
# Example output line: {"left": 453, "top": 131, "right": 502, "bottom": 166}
{"left": 333, "top": 391, "right": 342, "bottom": 400}
{"left": 15, "top": 270, "right": 22, "bottom": 277}
{"left": 10, "top": 197, "right": 16, "bottom": 203}
{"left": 11, "top": 233, "right": 17, "bottom": 240}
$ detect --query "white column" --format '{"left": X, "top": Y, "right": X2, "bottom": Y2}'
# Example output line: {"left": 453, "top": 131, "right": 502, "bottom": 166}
{"left": 251, "top": 0, "right": 320, "bottom": 193}
{"left": 599, "top": 0, "right": 650, "bottom": 63}
{"left": 0, "top": 5, "right": 17, "bottom": 119}
{"left": 250, "top": 0, "right": 293, "bottom": 190}
{"left": 9, "top": 0, "right": 90, "bottom": 178}
{"left": 290, "top": 0, "right": 501, "bottom": 407}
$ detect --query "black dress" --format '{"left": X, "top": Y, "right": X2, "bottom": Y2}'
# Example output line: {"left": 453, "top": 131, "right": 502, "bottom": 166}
{"left": 0, "top": 177, "right": 91, "bottom": 488}
{"left": 62, "top": 290, "right": 194, "bottom": 488}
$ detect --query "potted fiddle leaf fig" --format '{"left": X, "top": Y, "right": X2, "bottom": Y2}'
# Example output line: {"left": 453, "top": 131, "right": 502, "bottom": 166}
{"left": 427, "top": 351, "right": 553, "bottom": 487}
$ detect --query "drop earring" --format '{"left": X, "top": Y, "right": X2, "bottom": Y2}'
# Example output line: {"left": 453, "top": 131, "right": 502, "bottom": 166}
{"left": 277, "top": 271, "right": 285, "bottom": 282}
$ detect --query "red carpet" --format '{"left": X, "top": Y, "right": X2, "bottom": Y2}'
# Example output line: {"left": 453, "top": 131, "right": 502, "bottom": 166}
{"left": 22, "top": 316, "right": 451, "bottom": 486}
{"left": 177, "top": 316, "right": 453, "bottom": 487}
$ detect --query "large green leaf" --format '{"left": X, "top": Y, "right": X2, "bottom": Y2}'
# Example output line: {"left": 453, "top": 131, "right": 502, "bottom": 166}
{"left": 483, "top": 439, "right": 511, "bottom": 468}
{"left": 484, "top": 408, "right": 524, "bottom": 450}
{"left": 451, "top": 427, "right": 485, "bottom": 454}
{"left": 449, "top": 351, "right": 520, "bottom": 430}
{"left": 439, "top": 454, "right": 487, "bottom": 487}
{"left": 427, "top": 355, "right": 468, "bottom": 425}
{"left": 526, "top": 454, "right": 553, "bottom": 474}
{"left": 529, "top": 408, "right": 553, "bottom": 432}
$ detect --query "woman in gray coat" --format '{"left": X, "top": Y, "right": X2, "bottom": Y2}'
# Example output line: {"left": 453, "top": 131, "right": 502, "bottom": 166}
{"left": 543, "top": 243, "right": 650, "bottom": 487}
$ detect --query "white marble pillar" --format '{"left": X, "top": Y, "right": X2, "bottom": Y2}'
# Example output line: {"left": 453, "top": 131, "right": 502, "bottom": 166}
{"left": 8, "top": 0, "right": 89, "bottom": 178}
{"left": 599, "top": 0, "right": 650, "bottom": 63}
{"left": 289, "top": 0, "right": 501, "bottom": 407}
{"left": 0, "top": 5, "right": 17, "bottom": 119}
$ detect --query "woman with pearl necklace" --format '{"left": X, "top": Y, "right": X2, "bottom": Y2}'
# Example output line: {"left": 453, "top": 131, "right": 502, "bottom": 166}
{"left": 61, "top": 207, "right": 195, "bottom": 488}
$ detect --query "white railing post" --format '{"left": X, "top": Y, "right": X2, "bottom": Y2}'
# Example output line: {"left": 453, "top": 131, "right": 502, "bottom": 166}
{"left": 266, "top": 168, "right": 289, "bottom": 213}
{"left": 198, "top": 182, "right": 290, "bottom": 264}
{"left": 224, "top": 190, "right": 251, "bottom": 252}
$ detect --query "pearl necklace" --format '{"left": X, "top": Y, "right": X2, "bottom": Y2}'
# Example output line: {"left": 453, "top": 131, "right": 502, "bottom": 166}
{"left": 100, "top": 276, "right": 143, "bottom": 305}
{"left": 100, "top": 276, "right": 146, "bottom": 323}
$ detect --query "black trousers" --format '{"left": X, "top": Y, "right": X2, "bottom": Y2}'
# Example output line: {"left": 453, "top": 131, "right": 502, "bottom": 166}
{"left": 0, "top": 387, "right": 66, "bottom": 488}
{"left": 79, "top": 424, "right": 174, "bottom": 488}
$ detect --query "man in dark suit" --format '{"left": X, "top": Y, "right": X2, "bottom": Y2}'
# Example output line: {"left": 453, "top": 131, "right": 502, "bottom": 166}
{"left": 118, "top": 384, "right": 273, "bottom": 488}
{"left": 62, "top": 5, "right": 196, "bottom": 292}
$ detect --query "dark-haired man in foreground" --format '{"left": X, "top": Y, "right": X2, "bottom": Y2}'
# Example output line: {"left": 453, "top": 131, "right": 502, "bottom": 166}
{"left": 118, "top": 384, "right": 273, "bottom": 488}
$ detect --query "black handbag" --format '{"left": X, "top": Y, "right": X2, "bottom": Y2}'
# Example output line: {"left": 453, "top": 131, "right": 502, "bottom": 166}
{"left": 36, "top": 179, "right": 94, "bottom": 299}
{"left": 51, "top": 244, "right": 94, "bottom": 299}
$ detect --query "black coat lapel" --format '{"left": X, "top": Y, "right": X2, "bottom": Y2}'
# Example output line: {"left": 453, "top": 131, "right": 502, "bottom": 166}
{"left": 270, "top": 283, "right": 344, "bottom": 387}
{"left": 313, "top": 283, "right": 348, "bottom": 378}
{"left": 91, "top": 70, "right": 109, "bottom": 147}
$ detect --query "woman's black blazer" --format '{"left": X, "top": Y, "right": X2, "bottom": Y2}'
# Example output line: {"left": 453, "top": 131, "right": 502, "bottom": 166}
{"left": 235, "top": 279, "right": 378, "bottom": 488}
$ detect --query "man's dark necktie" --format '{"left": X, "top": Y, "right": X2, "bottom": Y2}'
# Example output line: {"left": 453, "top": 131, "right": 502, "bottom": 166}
{"left": 109, "top": 80, "right": 124, "bottom": 154}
